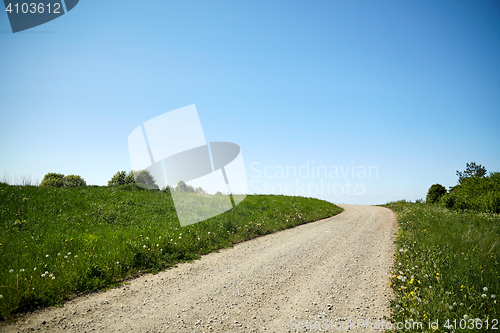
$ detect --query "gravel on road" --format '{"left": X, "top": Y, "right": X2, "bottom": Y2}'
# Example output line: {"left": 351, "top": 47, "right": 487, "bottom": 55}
{"left": 2, "top": 204, "right": 397, "bottom": 333}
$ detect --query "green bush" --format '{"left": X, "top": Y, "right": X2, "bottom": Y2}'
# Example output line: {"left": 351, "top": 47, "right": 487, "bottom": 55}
{"left": 39, "top": 173, "right": 65, "bottom": 187}
{"left": 63, "top": 175, "right": 86, "bottom": 188}
{"left": 124, "top": 171, "right": 135, "bottom": 185}
{"left": 426, "top": 183, "right": 447, "bottom": 203}
{"left": 175, "top": 180, "right": 195, "bottom": 193}
{"left": 108, "top": 171, "right": 127, "bottom": 186}
{"left": 133, "top": 170, "right": 158, "bottom": 189}
{"left": 108, "top": 170, "right": 158, "bottom": 189}
{"left": 440, "top": 172, "right": 500, "bottom": 213}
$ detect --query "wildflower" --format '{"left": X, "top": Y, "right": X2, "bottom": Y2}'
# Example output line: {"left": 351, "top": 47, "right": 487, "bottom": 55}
{"left": 170, "top": 239, "right": 173, "bottom": 242}
{"left": 116, "top": 262, "right": 119, "bottom": 265}
{"left": 64, "top": 255, "right": 68, "bottom": 259}
{"left": 9, "top": 269, "right": 13, "bottom": 273}
{"left": 46, "top": 255, "right": 49, "bottom": 257}
{"left": 492, "top": 294, "right": 496, "bottom": 298}
{"left": 57, "top": 253, "right": 61, "bottom": 256}
{"left": 464, "top": 315, "right": 469, "bottom": 320}
{"left": 33, "top": 267, "right": 36, "bottom": 271}
{"left": 481, "top": 294, "right": 487, "bottom": 298}
{"left": 156, "top": 244, "right": 159, "bottom": 247}
{"left": 143, "top": 245, "right": 146, "bottom": 248}
{"left": 19, "top": 269, "right": 25, "bottom": 272}
{"left": 51, "top": 276, "right": 55, "bottom": 280}
{"left": 0, "top": 295, "right": 3, "bottom": 299}
{"left": 483, "top": 287, "right": 488, "bottom": 292}
{"left": 179, "top": 236, "right": 181, "bottom": 239}
{"left": 68, "top": 252, "right": 71, "bottom": 255}
{"left": 74, "top": 255, "right": 78, "bottom": 258}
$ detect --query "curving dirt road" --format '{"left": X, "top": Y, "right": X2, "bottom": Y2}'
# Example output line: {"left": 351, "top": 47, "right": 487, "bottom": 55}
{"left": 3, "top": 205, "right": 397, "bottom": 333}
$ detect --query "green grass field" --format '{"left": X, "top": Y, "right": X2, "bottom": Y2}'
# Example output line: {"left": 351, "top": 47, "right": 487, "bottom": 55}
{"left": 385, "top": 201, "right": 499, "bottom": 332}
{"left": 0, "top": 183, "right": 343, "bottom": 319}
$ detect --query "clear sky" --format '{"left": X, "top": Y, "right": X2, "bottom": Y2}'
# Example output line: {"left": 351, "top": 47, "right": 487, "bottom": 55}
{"left": 1, "top": 0, "right": 499, "bottom": 204}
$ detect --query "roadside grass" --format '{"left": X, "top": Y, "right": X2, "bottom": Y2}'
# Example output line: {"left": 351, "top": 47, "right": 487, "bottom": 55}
{"left": 384, "top": 201, "right": 499, "bottom": 332}
{"left": 0, "top": 183, "right": 343, "bottom": 319}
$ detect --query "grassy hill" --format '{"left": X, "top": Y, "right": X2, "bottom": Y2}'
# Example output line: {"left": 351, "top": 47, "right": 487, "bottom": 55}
{"left": 0, "top": 183, "right": 342, "bottom": 319}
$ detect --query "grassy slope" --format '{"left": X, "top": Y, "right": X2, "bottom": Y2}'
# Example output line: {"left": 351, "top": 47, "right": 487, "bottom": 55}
{"left": 0, "top": 183, "right": 343, "bottom": 319}
{"left": 385, "top": 201, "right": 499, "bottom": 332}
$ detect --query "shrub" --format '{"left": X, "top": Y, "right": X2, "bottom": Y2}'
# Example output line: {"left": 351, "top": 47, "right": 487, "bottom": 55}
{"left": 63, "top": 175, "right": 86, "bottom": 188}
{"left": 175, "top": 180, "right": 195, "bottom": 193}
{"left": 109, "top": 170, "right": 158, "bottom": 189}
{"left": 124, "top": 171, "right": 135, "bottom": 185}
{"left": 108, "top": 171, "right": 127, "bottom": 186}
{"left": 39, "top": 173, "right": 65, "bottom": 187}
{"left": 133, "top": 170, "right": 158, "bottom": 189}
{"left": 440, "top": 172, "right": 500, "bottom": 213}
{"left": 426, "top": 184, "right": 447, "bottom": 204}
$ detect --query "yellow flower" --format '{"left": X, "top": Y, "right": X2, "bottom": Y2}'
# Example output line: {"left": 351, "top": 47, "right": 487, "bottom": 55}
{"left": 410, "top": 278, "right": 414, "bottom": 284}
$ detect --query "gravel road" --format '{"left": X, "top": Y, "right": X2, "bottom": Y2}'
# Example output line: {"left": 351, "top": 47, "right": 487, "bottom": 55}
{"left": 3, "top": 204, "right": 397, "bottom": 333}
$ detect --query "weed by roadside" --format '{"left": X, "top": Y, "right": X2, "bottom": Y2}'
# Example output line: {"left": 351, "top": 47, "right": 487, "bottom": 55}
{"left": 384, "top": 201, "right": 499, "bottom": 332}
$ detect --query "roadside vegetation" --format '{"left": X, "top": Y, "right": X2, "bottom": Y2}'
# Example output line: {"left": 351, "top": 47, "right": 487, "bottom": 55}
{"left": 0, "top": 173, "right": 343, "bottom": 319}
{"left": 386, "top": 162, "right": 500, "bottom": 332}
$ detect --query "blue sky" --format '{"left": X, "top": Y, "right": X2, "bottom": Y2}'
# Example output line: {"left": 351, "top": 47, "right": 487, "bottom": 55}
{"left": 1, "top": 0, "right": 499, "bottom": 204}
